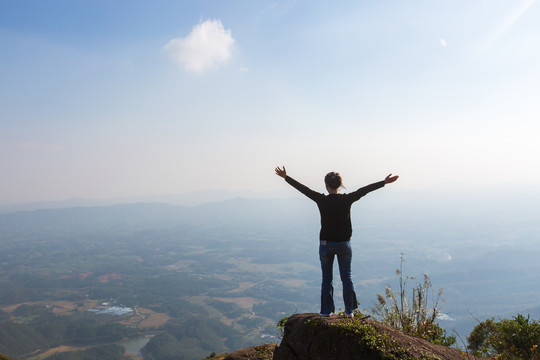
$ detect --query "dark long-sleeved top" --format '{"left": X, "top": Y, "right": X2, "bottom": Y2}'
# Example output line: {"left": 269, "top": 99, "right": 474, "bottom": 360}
{"left": 285, "top": 176, "right": 385, "bottom": 242}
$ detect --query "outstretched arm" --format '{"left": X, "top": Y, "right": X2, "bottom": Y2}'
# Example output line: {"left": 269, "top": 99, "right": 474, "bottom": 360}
{"left": 349, "top": 173, "right": 399, "bottom": 202}
{"left": 275, "top": 166, "right": 287, "bottom": 178}
{"left": 274, "top": 165, "right": 322, "bottom": 201}
{"left": 384, "top": 174, "right": 399, "bottom": 184}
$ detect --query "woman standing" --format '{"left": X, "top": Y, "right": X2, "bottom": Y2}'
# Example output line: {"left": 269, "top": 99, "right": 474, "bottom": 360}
{"left": 275, "top": 166, "right": 398, "bottom": 317}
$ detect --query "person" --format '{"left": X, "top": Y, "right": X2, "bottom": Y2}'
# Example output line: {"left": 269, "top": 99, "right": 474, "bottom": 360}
{"left": 274, "top": 166, "right": 398, "bottom": 317}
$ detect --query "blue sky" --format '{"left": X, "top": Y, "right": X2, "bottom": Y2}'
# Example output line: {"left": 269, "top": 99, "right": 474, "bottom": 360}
{"left": 1, "top": 1, "right": 539, "bottom": 203}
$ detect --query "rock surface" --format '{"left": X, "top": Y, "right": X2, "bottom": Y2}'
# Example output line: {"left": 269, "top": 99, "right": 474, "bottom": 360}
{"left": 220, "top": 313, "right": 486, "bottom": 360}
{"left": 272, "top": 313, "right": 483, "bottom": 360}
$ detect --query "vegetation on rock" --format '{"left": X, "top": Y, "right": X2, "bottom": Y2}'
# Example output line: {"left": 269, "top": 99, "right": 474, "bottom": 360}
{"left": 272, "top": 313, "right": 481, "bottom": 360}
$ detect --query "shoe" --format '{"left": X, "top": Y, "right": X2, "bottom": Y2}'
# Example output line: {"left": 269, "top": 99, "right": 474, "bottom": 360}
{"left": 320, "top": 313, "right": 331, "bottom": 317}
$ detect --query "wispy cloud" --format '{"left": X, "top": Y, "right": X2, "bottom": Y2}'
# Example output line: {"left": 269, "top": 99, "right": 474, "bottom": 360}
{"left": 483, "top": 0, "right": 536, "bottom": 49}
{"left": 164, "top": 19, "right": 235, "bottom": 73}
{"left": 439, "top": 38, "right": 447, "bottom": 47}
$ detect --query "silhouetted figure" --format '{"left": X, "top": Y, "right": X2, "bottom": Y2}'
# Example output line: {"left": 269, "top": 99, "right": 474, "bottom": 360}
{"left": 275, "top": 166, "right": 398, "bottom": 316}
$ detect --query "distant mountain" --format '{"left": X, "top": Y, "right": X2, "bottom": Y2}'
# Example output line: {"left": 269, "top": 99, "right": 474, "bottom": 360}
{"left": 2, "top": 187, "right": 539, "bottom": 226}
{"left": 2, "top": 188, "right": 539, "bottom": 239}
{"left": 0, "top": 190, "right": 291, "bottom": 214}
{"left": 0, "top": 198, "right": 316, "bottom": 234}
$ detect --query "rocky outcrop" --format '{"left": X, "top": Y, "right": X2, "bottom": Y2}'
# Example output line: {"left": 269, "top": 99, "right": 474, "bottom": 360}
{"left": 272, "top": 313, "right": 483, "bottom": 360}
{"left": 220, "top": 313, "right": 485, "bottom": 360}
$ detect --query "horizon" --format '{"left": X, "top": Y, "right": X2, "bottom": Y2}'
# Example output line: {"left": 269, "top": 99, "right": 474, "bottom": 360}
{"left": 2, "top": 186, "right": 540, "bottom": 230}
{"left": 2, "top": 181, "right": 540, "bottom": 209}
{"left": 1, "top": 1, "right": 540, "bottom": 203}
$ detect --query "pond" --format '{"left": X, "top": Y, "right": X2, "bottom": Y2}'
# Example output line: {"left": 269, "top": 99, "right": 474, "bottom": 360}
{"left": 118, "top": 336, "right": 153, "bottom": 357}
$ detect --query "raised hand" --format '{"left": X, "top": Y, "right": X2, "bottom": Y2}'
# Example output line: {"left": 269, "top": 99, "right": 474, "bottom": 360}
{"left": 275, "top": 166, "right": 287, "bottom": 178}
{"left": 384, "top": 174, "right": 399, "bottom": 184}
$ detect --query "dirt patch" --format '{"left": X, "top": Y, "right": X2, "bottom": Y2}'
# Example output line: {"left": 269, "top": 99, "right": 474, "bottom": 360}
{"left": 228, "top": 282, "right": 255, "bottom": 293}
{"left": 135, "top": 306, "right": 154, "bottom": 315}
{"left": 29, "top": 345, "right": 87, "bottom": 360}
{"left": 58, "top": 271, "right": 92, "bottom": 280}
{"left": 214, "top": 297, "right": 260, "bottom": 309}
{"left": 2, "top": 304, "right": 20, "bottom": 313}
{"left": 215, "top": 274, "right": 233, "bottom": 281}
{"left": 275, "top": 279, "right": 306, "bottom": 287}
{"left": 49, "top": 301, "right": 79, "bottom": 315}
{"left": 138, "top": 312, "right": 170, "bottom": 328}
{"left": 98, "top": 273, "right": 126, "bottom": 282}
{"left": 226, "top": 258, "right": 317, "bottom": 277}
{"left": 164, "top": 260, "right": 195, "bottom": 271}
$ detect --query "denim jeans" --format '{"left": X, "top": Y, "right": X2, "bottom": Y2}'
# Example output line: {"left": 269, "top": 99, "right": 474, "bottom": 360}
{"left": 319, "top": 240, "right": 358, "bottom": 316}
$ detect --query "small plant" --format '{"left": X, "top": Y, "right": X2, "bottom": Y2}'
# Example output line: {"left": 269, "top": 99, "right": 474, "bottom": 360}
{"left": 370, "top": 253, "right": 456, "bottom": 346}
{"left": 277, "top": 315, "right": 290, "bottom": 338}
{"left": 305, "top": 317, "right": 322, "bottom": 327}
{"left": 467, "top": 314, "right": 540, "bottom": 359}
{"left": 331, "top": 320, "right": 408, "bottom": 359}
{"left": 253, "top": 344, "right": 276, "bottom": 357}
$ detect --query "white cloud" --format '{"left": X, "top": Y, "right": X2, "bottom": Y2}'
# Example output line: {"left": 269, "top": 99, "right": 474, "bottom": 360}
{"left": 439, "top": 38, "right": 447, "bottom": 47}
{"left": 164, "top": 19, "right": 235, "bottom": 73}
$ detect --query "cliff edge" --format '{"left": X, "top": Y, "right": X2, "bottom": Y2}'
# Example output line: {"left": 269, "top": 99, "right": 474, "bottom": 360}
{"left": 221, "top": 313, "right": 485, "bottom": 360}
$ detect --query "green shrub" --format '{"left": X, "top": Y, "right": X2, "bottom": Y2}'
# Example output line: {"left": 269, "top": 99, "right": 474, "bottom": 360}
{"left": 277, "top": 316, "right": 290, "bottom": 339}
{"left": 370, "top": 254, "right": 455, "bottom": 347}
{"left": 467, "top": 314, "right": 540, "bottom": 359}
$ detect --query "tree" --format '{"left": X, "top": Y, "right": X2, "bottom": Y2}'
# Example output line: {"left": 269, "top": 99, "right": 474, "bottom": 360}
{"left": 467, "top": 314, "right": 540, "bottom": 359}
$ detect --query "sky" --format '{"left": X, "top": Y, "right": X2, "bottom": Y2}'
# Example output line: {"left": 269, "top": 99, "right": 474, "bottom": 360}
{"left": 1, "top": 0, "right": 540, "bottom": 204}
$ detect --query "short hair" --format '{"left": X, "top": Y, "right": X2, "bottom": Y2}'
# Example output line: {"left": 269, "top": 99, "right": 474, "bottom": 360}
{"left": 324, "top": 172, "right": 342, "bottom": 190}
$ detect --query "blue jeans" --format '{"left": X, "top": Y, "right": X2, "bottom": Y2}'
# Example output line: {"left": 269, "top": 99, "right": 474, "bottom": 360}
{"left": 319, "top": 240, "right": 358, "bottom": 315}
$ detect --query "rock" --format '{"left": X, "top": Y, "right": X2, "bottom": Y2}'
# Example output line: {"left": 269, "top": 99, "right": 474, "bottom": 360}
{"left": 272, "top": 313, "right": 484, "bottom": 360}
